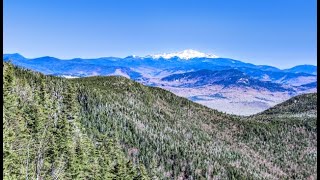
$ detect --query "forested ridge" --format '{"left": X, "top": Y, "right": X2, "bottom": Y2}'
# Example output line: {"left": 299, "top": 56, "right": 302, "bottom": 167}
{"left": 257, "top": 93, "right": 317, "bottom": 116}
{"left": 3, "top": 62, "right": 317, "bottom": 179}
{"left": 3, "top": 62, "right": 149, "bottom": 179}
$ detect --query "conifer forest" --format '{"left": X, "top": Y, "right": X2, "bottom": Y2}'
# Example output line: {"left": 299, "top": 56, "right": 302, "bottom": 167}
{"left": 3, "top": 62, "right": 317, "bottom": 179}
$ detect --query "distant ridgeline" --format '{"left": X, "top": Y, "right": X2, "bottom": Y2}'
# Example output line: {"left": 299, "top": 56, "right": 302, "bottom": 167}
{"left": 3, "top": 62, "right": 317, "bottom": 179}
{"left": 3, "top": 53, "right": 317, "bottom": 115}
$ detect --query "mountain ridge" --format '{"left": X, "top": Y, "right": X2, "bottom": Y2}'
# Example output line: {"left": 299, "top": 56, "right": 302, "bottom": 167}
{"left": 3, "top": 52, "right": 316, "bottom": 71}
{"left": 3, "top": 53, "right": 317, "bottom": 115}
{"left": 149, "top": 49, "right": 219, "bottom": 59}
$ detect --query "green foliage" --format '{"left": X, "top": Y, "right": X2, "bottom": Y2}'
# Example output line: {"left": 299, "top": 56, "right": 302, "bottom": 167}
{"left": 257, "top": 93, "right": 317, "bottom": 116}
{"left": 3, "top": 62, "right": 317, "bottom": 179}
{"left": 3, "top": 62, "right": 146, "bottom": 179}
{"left": 226, "top": 165, "right": 252, "bottom": 180}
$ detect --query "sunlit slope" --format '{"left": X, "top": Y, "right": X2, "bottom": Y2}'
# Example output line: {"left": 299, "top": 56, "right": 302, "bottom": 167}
{"left": 72, "top": 75, "right": 317, "bottom": 179}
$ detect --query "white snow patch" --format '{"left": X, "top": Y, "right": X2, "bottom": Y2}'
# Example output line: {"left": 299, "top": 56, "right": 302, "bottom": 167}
{"left": 237, "top": 78, "right": 249, "bottom": 84}
{"left": 150, "top": 49, "right": 219, "bottom": 60}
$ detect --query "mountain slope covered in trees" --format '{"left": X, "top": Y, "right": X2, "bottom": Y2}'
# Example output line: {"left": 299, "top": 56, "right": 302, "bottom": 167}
{"left": 259, "top": 93, "right": 317, "bottom": 115}
{"left": 3, "top": 63, "right": 149, "bottom": 179}
{"left": 3, "top": 62, "right": 317, "bottom": 179}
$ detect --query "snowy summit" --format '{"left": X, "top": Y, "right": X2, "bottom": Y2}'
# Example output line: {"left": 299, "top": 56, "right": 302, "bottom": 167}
{"left": 150, "top": 49, "right": 219, "bottom": 60}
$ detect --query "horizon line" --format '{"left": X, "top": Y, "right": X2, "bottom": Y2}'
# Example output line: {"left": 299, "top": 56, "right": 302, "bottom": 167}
{"left": 3, "top": 52, "right": 317, "bottom": 70}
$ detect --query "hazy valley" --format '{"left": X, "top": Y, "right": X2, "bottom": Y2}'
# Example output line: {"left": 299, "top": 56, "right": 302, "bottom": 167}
{"left": 4, "top": 50, "right": 317, "bottom": 115}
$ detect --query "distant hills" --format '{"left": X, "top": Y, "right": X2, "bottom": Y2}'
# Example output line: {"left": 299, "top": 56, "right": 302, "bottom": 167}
{"left": 3, "top": 50, "right": 317, "bottom": 115}
{"left": 3, "top": 52, "right": 317, "bottom": 77}
{"left": 161, "top": 69, "right": 293, "bottom": 92}
{"left": 284, "top": 65, "right": 317, "bottom": 75}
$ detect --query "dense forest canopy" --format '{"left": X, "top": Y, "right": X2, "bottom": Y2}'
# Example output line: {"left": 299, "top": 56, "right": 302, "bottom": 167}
{"left": 3, "top": 62, "right": 317, "bottom": 179}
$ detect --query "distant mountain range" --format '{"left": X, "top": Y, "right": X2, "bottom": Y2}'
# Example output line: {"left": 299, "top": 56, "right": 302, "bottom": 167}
{"left": 3, "top": 50, "right": 317, "bottom": 115}
{"left": 161, "top": 69, "right": 293, "bottom": 92}
{"left": 284, "top": 65, "right": 317, "bottom": 75}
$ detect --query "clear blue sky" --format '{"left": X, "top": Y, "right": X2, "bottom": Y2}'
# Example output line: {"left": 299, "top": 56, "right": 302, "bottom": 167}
{"left": 4, "top": 0, "right": 317, "bottom": 68}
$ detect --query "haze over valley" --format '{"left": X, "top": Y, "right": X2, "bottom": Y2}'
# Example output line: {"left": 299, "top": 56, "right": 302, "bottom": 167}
{"left": 4, "top": 49, "right": 317, "bottom": 115}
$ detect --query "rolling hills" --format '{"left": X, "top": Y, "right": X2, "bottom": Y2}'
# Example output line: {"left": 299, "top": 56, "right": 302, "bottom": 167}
{"left": 161, "top": 69, "right": 292, "bottom": 92}
{"left": 3, "top": 62, "right": 317, "bottom": 179}
{"left": 3, "top": 51, "right": 317, "bottom": 115}
{"left": 284, "top": 65, "right": 317, "bottom": 75}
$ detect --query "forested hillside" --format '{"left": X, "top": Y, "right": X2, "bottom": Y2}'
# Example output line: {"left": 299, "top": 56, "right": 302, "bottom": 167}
{"left": 3, "top": 62, "right": 317, "bottom": 179}
{"left": 3, "top": 63, "right": 149, "bottom": 179}
{"left": 258, "top": 93, "right": 317, "bottom": 115}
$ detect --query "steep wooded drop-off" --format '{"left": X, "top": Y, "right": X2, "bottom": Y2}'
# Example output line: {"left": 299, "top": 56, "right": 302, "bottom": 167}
{"left": 3, "top": 62, "right": 317, "bottom": 179}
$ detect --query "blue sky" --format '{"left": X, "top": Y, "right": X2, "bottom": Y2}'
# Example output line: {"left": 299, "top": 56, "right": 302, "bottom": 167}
{"left": 4, "top": 0, "right": 316, "bottom": 68}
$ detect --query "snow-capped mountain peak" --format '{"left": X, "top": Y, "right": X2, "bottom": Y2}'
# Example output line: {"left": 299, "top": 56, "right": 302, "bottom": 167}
{"left": 150, "top": 49, "right": 219, "bottom": 60}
